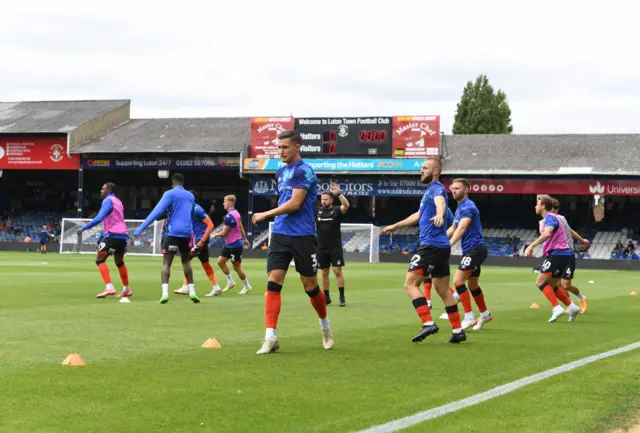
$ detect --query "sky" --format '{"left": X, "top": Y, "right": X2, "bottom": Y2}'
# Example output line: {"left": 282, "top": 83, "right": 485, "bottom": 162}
{"left": 1, "top": 0, "right": 639, "bottom": 134}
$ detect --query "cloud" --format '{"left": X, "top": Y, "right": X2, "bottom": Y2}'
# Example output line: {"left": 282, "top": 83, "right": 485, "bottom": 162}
{"left": 1, "top": 0, "right": 639, "bottom": 133}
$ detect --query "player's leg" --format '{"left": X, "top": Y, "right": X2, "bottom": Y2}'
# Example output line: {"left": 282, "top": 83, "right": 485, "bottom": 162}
{"left": 257, "top": 234, "right": 290, "bottom": 354}
{"left": 198, "top": 248, "right": 222, "bottom": 297}
{"left": 423, "top": 277, "right": 433, "bottom": 309}
{"left": 331, "top": 248, "right": 346, "bottom": 307}
{"left": 218, "top": 248, "right": 236, "bottom": 291}
{"left": 406, "top": 247, "right": 440, "bottom": 342}
{"left": 113, "top": 248, "right": 132, "bottom": 298}
{"left": 561, "top": 256, "right": 587, "bottom": 313}
{"left": 453, "top": 269, "right": 475, "bottom": 329}
{"left": 317, "top": 248, "right": 332, "bottom": 304}
{"left": 294, "top": 236, "right": 334, "bottom": 350}
{"left": 94, "top": 246, "right": 116, "bottom": 298}
{"left": 230, "top": 248, "right": 252, "bottom": 294}
{"left": 536, "top": 258, "right": 567, "bottom": 322}
{"left": 178, "top": 238, "right": 199, "bottom": 303}
{"left": 431, "top": 248, "right": 465, "bottom": 343}
{"left": 468, "top": 275, "right": 492, "bottom": 330}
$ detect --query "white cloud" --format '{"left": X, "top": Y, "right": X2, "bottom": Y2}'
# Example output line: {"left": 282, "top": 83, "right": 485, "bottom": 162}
{"left": 1, "top": 0, "right": 639, "bottom": 133}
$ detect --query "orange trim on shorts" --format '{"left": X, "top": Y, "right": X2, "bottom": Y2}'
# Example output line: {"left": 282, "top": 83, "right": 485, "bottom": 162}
{"left": 543, "top": 272, "right": 553, "bottom": 276}
{"left": 410, "top": 269, "right": 424, "bottom": 276}
{"left": 462, "top": 269, "right": 473, "bottom": 274}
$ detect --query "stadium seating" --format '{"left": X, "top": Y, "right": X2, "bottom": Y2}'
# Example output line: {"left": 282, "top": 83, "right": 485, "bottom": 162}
{"left": 0, "top": 212, "right": 68, "bottom": 242}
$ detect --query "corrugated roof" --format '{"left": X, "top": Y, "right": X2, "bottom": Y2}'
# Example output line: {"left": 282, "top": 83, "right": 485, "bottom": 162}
{"left": 74, "top": 118, "right": 249, "bottom": 154}
{"left": 0, "top": 100, "right": 130, "bottom": 133}
{"left": 441, "top": 134, "right": 640, "bottom": 176}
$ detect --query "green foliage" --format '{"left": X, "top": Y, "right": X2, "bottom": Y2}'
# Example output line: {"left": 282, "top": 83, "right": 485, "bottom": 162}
{"left": 453, "top": 74, "right": 514, "bottom": 134}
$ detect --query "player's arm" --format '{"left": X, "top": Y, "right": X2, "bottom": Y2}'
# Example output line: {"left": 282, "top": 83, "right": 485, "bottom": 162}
{"left": 260, "top": 188, "right": 308, "bottom": 219}
{"left": 134, "top": 193, "right": 171, "bottom": 236}
{"left": 78, "top": 199, "right": 113, "bottom": 233}
{"left": 449, "top": 218, "right": 471, "bottom": 246}
{"left": 213, "top": 225, "right": 230, "bottom": 238}
{"left": 429, "top": 195, "right": 446, "bottom": 227}
{"left": 331, "top": 183, "right": 349, "bottom": 214}
{"left": 380, "top": 211, "right": 420, "bottom": 235}
{"left": 525, "top": 218, "right": 556, "bottom": 256}
{"left": 570, "top": 228, "right": 590, "bottom": 247}
{"left": 447, "top": 221, "right": 457, "bottom": 239}
{"left": 199, "top": 216, "right": 214, "bottom": 245}
{"left": 213, "top": 213, "right": 233, "bottom": 238}
{"left": 239, "top": 223, "right": 250, "bottom": 247}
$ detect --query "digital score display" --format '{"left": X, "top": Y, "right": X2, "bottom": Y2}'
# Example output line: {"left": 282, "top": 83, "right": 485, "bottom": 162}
{"left": 295, "top": 117, "right": 393, "bottom": 157}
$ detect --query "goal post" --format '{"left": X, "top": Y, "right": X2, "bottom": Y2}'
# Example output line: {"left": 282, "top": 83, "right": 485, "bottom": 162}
{"left": 59, "top": 217, "right": 166, "bottom": 256}
{"left": 268, "top": 222, "right": 380, "bottom": 263}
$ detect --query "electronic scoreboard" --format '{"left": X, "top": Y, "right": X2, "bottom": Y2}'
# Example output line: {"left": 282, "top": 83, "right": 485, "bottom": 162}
{"left": 295, "top": 117, "right": 393, "bottom": 157}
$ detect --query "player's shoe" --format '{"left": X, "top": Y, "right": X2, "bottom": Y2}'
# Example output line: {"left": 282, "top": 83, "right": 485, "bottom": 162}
{"left": 118, "top": 288, "right": 133, "bottom": 298}
{"left": 579, "top": 296, "right": 588, "bottom": 313}
{"left": 339, "top": 298, "right": 346, "bottom": 307}
{"left": 567, "top": 303, "right": 581, "bottom": 321}
{"left": 204, "top": 288, "right": 222, "bottom": 297}
{"left": 222, "top": 281, "right": 236, "bottom": 292}
{"left": 159, "top": 295, "right": 169, "bottom": 304}
{"left": 239, "top": 285, "right": 253, "bottom": 295}
{"left": 190, "top": 294, "right": 201, "bottom": 303}
{"left": 461, "top": 318, "right": 475, "bottom": 330}
{"left": 472, "top": 314, "right": 493, "bottom": 330}
{"left": 322, "top": 327, "right": 334, "bottom": 350}
{"left": 447, "top": 331, "right": 467, "bottom": 344}
{"left": 173, "top": 287, "right": 189, "bottom": 296}
{"left": 548, "top": 305, "right": 566, "bottom": 322}
{"left": 96, "top": 288, "right": 116, "bottom": 298}
{"left": 256, "top": 339, "right": 279, "bottom": 354}
{"left": 412, "top": 324, "right": 439, "bottom": 343}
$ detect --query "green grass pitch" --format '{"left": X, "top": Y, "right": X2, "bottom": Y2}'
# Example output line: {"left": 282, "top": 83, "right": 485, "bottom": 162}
{"left": 1, "top": 252, "right": 639, "bottom": 433}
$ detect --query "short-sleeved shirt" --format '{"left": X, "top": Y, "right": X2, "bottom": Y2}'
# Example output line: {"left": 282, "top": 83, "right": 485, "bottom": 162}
{"left": 272, "top": 159, "right": 317, "bottom": 237}
{"left": 192, "top": 204, "right": 208, "bottom": 241}
{"left": 418, "top": 180, "right": 450, "bottom": 248}
{"left": 317, "top": 205, "right": 343, "bottom": 249}
{"left": 453, "top": 198, "right": 485, "bottom": 254}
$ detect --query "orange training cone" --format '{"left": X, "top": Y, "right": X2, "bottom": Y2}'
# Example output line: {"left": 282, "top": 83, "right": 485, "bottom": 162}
{"left": 202, "top": 338, "right": 222, "bottom": 348}
{"left": 529, "top": 303, "right": 540, "bottom": 309}
{"left": 61, "top": 353, "right": 86, "bottom": 366}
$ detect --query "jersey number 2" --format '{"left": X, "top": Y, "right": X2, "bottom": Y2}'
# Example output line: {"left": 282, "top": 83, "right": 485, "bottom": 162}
{"left": 410, "top": 254, "right": 421, "bottom": 268}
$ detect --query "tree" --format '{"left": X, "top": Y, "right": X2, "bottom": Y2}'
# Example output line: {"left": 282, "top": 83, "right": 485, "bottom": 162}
{"left": 452, "top": 74, "right": 513, "bottom": 134}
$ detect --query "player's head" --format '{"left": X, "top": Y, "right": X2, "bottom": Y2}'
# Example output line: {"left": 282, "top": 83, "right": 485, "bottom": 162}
{"left": 536, "top": 194, "right": 554, "bottom": 216}
{"left": 101, "top": 182, "right": 116, "bottom": 198}
{"left": 451, "top": 178, "right": 470, "bottom": 202}
{"left": 171, "top": 173, "right": 185, "bottom": 187}
{"left": 551, "top": 198, "right": 560, "bottom": 213}
{"left": 189, "top": 190, "right": 200, "bottom": 203}
{"left": 321, "top": 191, "right": 334, "bottom": 208}
{"left": 276, "top": 130, "right": 302, "bottom": 165}
{"left": 420, "top": 157, "right": 442, "bottom": 184}
{"left": 223, "top": 195, "right": 236, "bottom": 211}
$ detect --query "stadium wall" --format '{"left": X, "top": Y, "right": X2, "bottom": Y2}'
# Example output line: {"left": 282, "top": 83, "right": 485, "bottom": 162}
{"left": 3, "top": 244, "right": 639, "bottom": 271}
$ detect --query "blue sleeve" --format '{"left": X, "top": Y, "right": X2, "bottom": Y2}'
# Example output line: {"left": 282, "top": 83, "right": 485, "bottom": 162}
{"left": 82, "top": 199, "right": 113, "bottom": 231}
{"left": 194, "top": 205, "right": 207, "bottom": 220}
{"left": 223, "top": 214, "right": 236, "bottom": 228}
{"left": 447, "top": 208, "right": 455, "bottom": 226}
{"left": 292, "top": 166, "right": 315, "bottom": 190}
{"left": 433, "top": 185, "right": 447, "bottom": 200}
{"left": 134, "top": 192, "right": 172, "bottom": 236}
{"left": 544, "top": 215, "right": 559, "bottom": 232}
{"left": 458, "top": 204, "right": 475, "bottom": 221}
{"left": 96, "top": 233, "right": 104, "bottom": 244}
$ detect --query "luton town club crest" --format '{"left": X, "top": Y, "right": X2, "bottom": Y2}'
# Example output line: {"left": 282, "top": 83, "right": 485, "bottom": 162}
{"left": 49, "top": 144, "right": 64, "bottom": 162}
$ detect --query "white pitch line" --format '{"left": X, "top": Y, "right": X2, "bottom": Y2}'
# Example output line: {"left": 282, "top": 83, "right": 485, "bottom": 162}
{"left": 353, "top": 341, "right": 640, "bottom": 433}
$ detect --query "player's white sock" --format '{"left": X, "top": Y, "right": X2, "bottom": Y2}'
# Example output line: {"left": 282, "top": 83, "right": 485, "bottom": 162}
{"left": 181, "top": 284, "right": 188, "bottom": 290}
{"left": 106, "top": 282, "right": 115, "bottom": 291}
{"left": 188, "top": 284, "right": 196, "bottom": 296}
{"left": 464, "top": 312, "right": 475, "bottom": 320}
{"left": 481, "top": 310, "right": 491, "bottom": 318}
{"left": 123, "top": 285, "right": 131, "bottom": 291}
{"left": 242, "top": 279, "right": 250, "bottom": 288}
{"left": 265, "top": 328, "right": 276, "bottom": 340}
{"left": 319, "top": 317, "right": 330, "bottom": 329}
{"left": 212, "top": 283, "right": 221, "bottom": 292}
{"left": 162, "top": 284, "right": 169, "bottom": 297}
{"left": 424, "top": 320, "right": 435, "bottom": 326}
{"left": 452, "top": 328, "right": 463, "bottom": 334}
{"left": 577, "top": 293, "right": 586, "bottom": 301}
{"left": 225, "top": 274, "right": 234, "bottom": 283}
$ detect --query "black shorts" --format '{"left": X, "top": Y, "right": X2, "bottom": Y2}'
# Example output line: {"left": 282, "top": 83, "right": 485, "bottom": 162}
{"left": 221, "top": 246, "right": 243, "bottom": 264}
{"left": 408, "top": 245, "right": 451, "bottom": 278}
{"left": 317, "top": 246, "right": 345, "bottom": 269}
{"left": 162, "top": 236, "right": 191, "bottom": 255}
{"left": 98, "top": 237, "right": 127, "bottom": 256}
{"left": 267, "top": 234, "right": 318, "bottom": 277}
{"left": 561, "top": 254, "right": 576, "bottom": 280}
{"left": 459, "top": 244, "right": 488, "bottom": 278}
{"left": 189, "top": 245, "right": 210, "bottom": 263}
{"left": 540, "top": 255, "right": 571, "bottom": 279}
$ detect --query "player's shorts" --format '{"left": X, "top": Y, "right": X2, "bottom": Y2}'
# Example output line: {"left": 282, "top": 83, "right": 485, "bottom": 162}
{"left": 459, "top": 244, "right": 488, "bottom": 278}
{"left": 98, "top": 237, "right": 127, "bottom": 256}
{"left": 408, "top": 245, "right": 451, "bottom": 278}
{"left": 221, "top": 246, "right": 243, "bottom": 264}
{"left": 317, "top": 246, "right": 345, "bottom": 269}
{"left": 267, "top": 233, "right": 318, "bottom": 277}
{"left": 189, "top": 245, "right": 210, "bottom": 263}
{"left": 561, "top": 254, "right": 576, "bottom": 280}
{"left": 540, "top": 254, "right": 571, "bottom": 279}
{"left": 162, "top": 236, "right": 191, "bottom": 256}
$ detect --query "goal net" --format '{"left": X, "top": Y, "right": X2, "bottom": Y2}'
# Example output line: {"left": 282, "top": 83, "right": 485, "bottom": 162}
{"left": 268, "top": 222, "right": 380, "bottom": 263}
{"left": 59, "top": 218, "right": 167, "bottom": 256}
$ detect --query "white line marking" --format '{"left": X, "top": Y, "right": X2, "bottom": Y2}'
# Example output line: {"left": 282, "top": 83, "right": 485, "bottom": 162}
{"left": 353, "top": 341, "right": 640, "bottom": 433}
